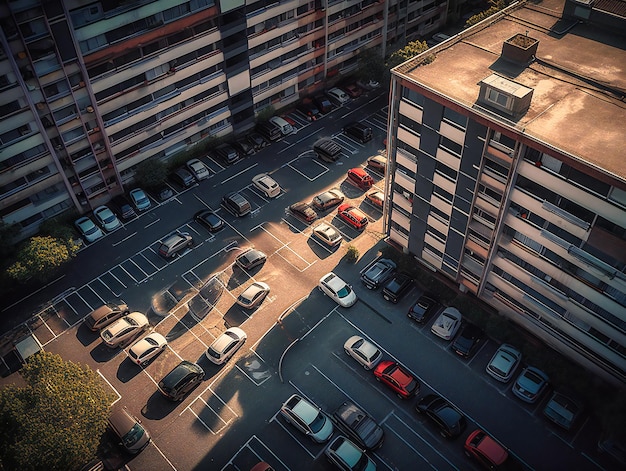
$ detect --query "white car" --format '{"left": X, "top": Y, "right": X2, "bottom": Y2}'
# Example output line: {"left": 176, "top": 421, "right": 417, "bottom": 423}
{"left": 344, "top": 336, "right": 382, "bottom": 370}
{"left": 252, "top": 173, "right": 281, "bottom": 198}
{"left": 75, "top": 216, "right": 103, "bottom": 243}
{"left": 128, "top": 332, "right": 168, "bottom": 366}
{"left": 430, "top": 307, "right": 462, "bottom": 341}
{"left": 129, "top": 188, "right": 151, "bottom": 211}
{"left": 93, "top": 205, "right": 121, "bottom": 232}
{"left": 486, "top": 344, "right": 522, "bottom": 383}
{"left": 280, "top": 394, "right": 334, "bottom": 443}
{"left": 327, "top": 87, "right": 350, "bottom": 106}
{"left": 236, "top": 282, "right": 270, "bottom": 309}
{"left": 319, "top": 272, "right": 357, "bottom": 307}
{"left": 100, "top": 312, "right": 149, "bottom": 348}
{"left": 312, "top": 223, "right": 343, "bottom": 248}
{"left": 186, "top": 158, "right": 210, "bottom": 181}
{"left": 205, "top": 327, "right": 247, "bottom": 365}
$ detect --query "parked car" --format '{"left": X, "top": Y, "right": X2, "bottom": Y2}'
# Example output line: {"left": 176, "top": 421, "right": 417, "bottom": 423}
{"left": 312, "top": 189, "right": 345, "bottom": 211}
{"left": 110, "top": 195, "right": 136, "bottom": 220}
{"left": 373, "top": 361, "right": 420, "bottom": 399}
{"left": 128, "top": 332, "right": 167, "bottom": 366}
{"left": 344, "top": 121, "right": 372, "bottom": 143}
{"left": 158, "top": 231, "right": 193, "bottom": 258}
{"left": 333, "top": 401, "right": 384, "bottom": 450}
{"left": 512, "top": 366, "right": 549, "bottom": 403}
{"left": 156, "top": 185, "right": 174, "bottom": 201}
{"left": 252, "top": 173, "right": 281, "bottom": 198}
{"left": 356, "top": 79, "right": 380, "bottom": 91}
{"left": 232, "top": 138, "right": 255, "bottom": 156}
{"left": 297, "top": 99, "right": 321, "bottom": 120}
{"left": 430, "top": 307, "right": 462, "bottom": 341}
{"left": 269, "top": 116, "right": 294, "bottom": 136}
{"left": 337, "top": 204, "right": 369, "bottom": 230}
{"left": 171, "top": 167, "right": 195, "bottom": 188}
{"left": 344, "top": 336, "right": 382, "bottom": 370}
{"left": 324, "top": 436, "right": 376, "bottom": 471}
{"left": 361, "top": 258, "right": 396, "bottom": 290}
{"left": 451, "top": 322, "right": 484, "bottom": 358}
{"left": 486, "top": 344, "right": 522, "bottom": 382}
{"left": 407, "top": 294, "right": 440, "bottom": 324}
{"left": 341, "top": 83, "right": 363, "bottom": 98}
{"left": 85, "top": 302, "right": 129, "bottom": 331}
{"left": 100, "top": 312, "right": 149, "bottom": 348}
{"left": 314, "top": 138, "right": 342, "bottom": 163}
{"left": 256, "top": 120, "right": 282, "bottom": 142}
{"left": 94, "top": 205, "right": 121, "bottom": 232}
{"left": 381, "top": 273, "right": 413, "bottom": 303}
{"left": 206, "top": 327, "right": 247, "bottom": 365}
{"left": 236, "top": 282, "right": 270, "bottom": 309}
{"left": 464, "top": 429, "right": 509, "bottom": 469}
{"left": 279, "top": 394, "right": 334, "bottom": 443}
{"left": 416, "top": 394, "right": 467, "bottom": 438}
{"left": 543, "top": 390, "right": 584, "bottom": 430}
{"left": 246, "top": 132, "right": 268, "bottom": 151}
{"left": 235, "top": 248, "right": 267, "bottom": 270}
{"left": 314, "top": 94, "right": 334, "bottom": 114}
{"left": 597, "top": 433, "right": 626, "bottom": 466}
{"left": 327, "top": 87, "right": 350, "bottom": 106}
{"left": 186, "top": 158, "right": 210, "bottom": 180}
{"left": 194, "top": 210, "right": 224, "bottom": 232}
{"left": 289, "top": 202, "right": 317, "bottom": 223}
{"left": 365, "top": 191, "right": 384, "bottom": 209}
{"left": 108, "top": 406, "right": 151, "bottom": 454}
{"left": 214, "top": 143, "right": 240, "bottom": 165}
{"left": 319, "top": 272, "right": 357, "bottom": 307}
{"left": 346, "top": 168, "right": 374, "bottom": 190}
{"left": 312, "top": 222, "right": 343, "bottom": 248}
{"left": 129, "top": 188, "right": 151, "bottom": 211}
{"left": 158, "top": 360, "right": 204, "bottom": 401}
{"left": 366, "top": 154, "right": 387, "bottom": 174}
{"left": 75, "top": 216, "right": 103, "bottom": 243}
{"left": 222, "top": 192, "right": 251, "bottom": 216}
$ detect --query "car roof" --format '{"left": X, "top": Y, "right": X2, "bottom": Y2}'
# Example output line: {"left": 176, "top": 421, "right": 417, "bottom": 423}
{"left": 322, "top": 273, "right": 345, "bottom": 290}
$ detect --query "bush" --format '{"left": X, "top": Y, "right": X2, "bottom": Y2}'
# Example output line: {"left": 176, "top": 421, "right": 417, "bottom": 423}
{"left": 256, "top": 106, "right": 275, "bottom": 123}
{"left": 134, "top": 159, "right": 168, "bottom": 189}
{"left": 345, "top": 245, "right": 359, "bottom": 263}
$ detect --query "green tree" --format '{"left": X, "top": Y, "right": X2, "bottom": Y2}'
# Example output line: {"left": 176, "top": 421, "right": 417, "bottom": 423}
{"left": 0, "top": 352, "right": 114, "bottom": 471}
{"left": 357, "top": 47, "right": 386, "bottom": 84}
{"left": 387, "top": 40, "right": 430, "bottom": 69}
{"left": 466, "top": 0, "right": 508, "bottom": 27}
{"left": 134, "top": 158, "right": 168, "bottom": 189}
{"left": 7, "top": 235, "right": 79, "bottom": 283}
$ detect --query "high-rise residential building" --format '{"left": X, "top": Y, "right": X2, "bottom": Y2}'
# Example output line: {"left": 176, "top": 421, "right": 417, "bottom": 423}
{"left": 0, "top": 0, "right": 450, "bottom": 239}
{"left": 386, "top": 0, "right": 626, "bottom": 385}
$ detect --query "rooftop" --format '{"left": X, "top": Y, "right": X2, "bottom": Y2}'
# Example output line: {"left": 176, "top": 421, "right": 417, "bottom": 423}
{"left": 394, "top": 0, "right": 626, "bottom": 183}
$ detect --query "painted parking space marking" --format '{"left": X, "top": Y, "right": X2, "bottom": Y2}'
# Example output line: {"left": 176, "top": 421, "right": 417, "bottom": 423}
{"left": 221, "top": 435, "right": 290, "bottom": 471}
{"left": 235, "top": 350, "right": 272, "bottom": 386}
{"left": 120, "top": 259, "right": 146, "bottom": 282}
{"left": 283, "top": 151, "right": 330, "bottom": 181}
{"left": 110, "top": 265, "right": 135, "bottom": 287}
{"left": 188, "top": 394, "right": 235, "bottom": 435}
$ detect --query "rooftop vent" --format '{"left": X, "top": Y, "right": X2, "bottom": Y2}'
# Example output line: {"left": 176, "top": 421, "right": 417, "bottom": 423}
{"left": 501, "top": 33, "right": 539, "bottom": 65}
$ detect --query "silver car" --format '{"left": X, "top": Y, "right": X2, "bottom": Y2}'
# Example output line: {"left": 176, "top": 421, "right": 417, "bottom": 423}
{"left": 486, "top": 344, "right": 522, "bottom": 383}
{"left": 430, "top": 307, "right": 462, "bottom": 341}
{"left": 344, "top": 336, "right": 382, "bottom": 370}
{"left": 186, "top": 158, "right": 210, "bottom": 180}
{"left": 236, "top": 282, "right": 270, "bottom": 309}
{"left": 100, "top": 312, "right": 149, "bottom": 348}
{"left": 205, "top": 327, "right": 247, "bottom": 365}
{"left": 280, "top": 394, "right": 334, "bottom": 443}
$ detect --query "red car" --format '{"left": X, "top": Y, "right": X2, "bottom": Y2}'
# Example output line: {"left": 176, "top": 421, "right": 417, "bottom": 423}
{"left": 464, "top": 429, "right": 509, "bottom": 469}
{"left": 337, "top": 204, "right": 369, "bottom": 230}
{"left": 342, "top": 83, "right": 363, "bottom": 98}
{"left": 373, "top": 360, "right": 420, "bottom": 399}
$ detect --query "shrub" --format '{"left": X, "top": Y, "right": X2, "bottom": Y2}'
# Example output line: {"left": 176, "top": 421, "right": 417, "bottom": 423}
{"left": 345, "top": 245, "right": 359, "bottom": 263}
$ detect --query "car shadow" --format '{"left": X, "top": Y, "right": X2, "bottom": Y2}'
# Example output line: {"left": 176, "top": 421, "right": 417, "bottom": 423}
{"left": 222, "top": 305, "right": 248, "bottom": 328}
{"left": 76, "top": 322, "right": 101, "bottom": 347}
{"left": 142, "top": 391, "right": 184, "bottom": 420}
{"left": 358, "top": 201, "right": 383, "bottom": 220}
{"left": 226, "top": 270, "right": 248, "bottom": 290}
{"left": 339, "top": 181, "right": 365, "bottom": 199}
{"left": 90, "top": 342, "right": 124, "bottom": 363}
{"left": 307, "top": 237, "right": 339, "bottom": 259}
{"left": 116, "top": 356, "right": 142, "bottom": 383}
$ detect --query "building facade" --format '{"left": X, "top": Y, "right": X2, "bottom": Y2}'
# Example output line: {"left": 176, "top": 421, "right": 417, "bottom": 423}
{"left": 386, "top": 0, "right": 626, "bottom": 385}
{"left": 0, "top": 0, "right": 450, "bottom": 239}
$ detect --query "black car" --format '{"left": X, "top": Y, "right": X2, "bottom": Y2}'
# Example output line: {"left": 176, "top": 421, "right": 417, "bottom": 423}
{"left": 213, "top": 143, "right": 240, "bottom": 165}
{"left": 156, "top": 186, "right": 174, "bottom": 201}
{"left": 407, "top": 294, "right": 440, "bottom": 323}
{"left": 171, "top": 167, "right": 195, "bottom": 188}
{"left": 416, "top": 394, "right": 467, "bottom": 439}
{"left": 110, "top": 195, "right": 136, "bottom": 221}
{"left": 333, "top": 401, "right": 384, "bottom": 450}
{"left": 247, "top": 132, "right": 268, "bottom": 151}
{"left": 451, "top": 323, "right": 485, "bottom": 358}
{"left": 194, "top": 210, "right": 224, "bottom": 232}
{"left": 382, "top": 273, "right": 413, "bottom": 303}
{"left": 235, "top": 248, "right": 267, "bottom": 271}
{"left": 158, "top": 361, "right": 204, "bottom": 401}
{"left": 289, "top": 202, "right": 317, "bottom": 223}
{"left": 232, "top": 138, "right": 255, "bottom": 156}
{"left": 361, "top": 258, "right": 397, "bottom": 290}
{"left": 297, "top": 100, "right": 321, "bottom": 120}
{"left": 314, "top": 95, "right": 333, "bottom": 114}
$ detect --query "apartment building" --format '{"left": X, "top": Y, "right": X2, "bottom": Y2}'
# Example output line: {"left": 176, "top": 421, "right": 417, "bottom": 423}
{"left": 385, "top": 0, "right": 626, "bottom": 385}
{"left": 0, "top": 0, "right": 449, "bottom": 239}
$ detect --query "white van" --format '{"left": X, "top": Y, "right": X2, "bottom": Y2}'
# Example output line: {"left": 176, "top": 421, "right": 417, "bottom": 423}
{"left": 269, "top": 116, "right": 294, "bottom": 136}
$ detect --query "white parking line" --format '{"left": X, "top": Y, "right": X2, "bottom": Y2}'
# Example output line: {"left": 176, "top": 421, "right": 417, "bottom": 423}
{"left": 278, "top": 128, "right": 324, "bottom": 154}
{"left": 187, "top": 395, "right": 232, "bottom": 434}
{"left": 145, "top": 218, "right": 161, "bottom": 229}
{"left": 112, "top": 231, "right": 137, "bottom": 246}
{"left": 269, "top": 410, "right": 317, "bottom": 459}
{"left": 385, "top": 416, "right": 450, "bottom": 471}
{"left": 220, "top": 163, "right": 259, "bottom": 185}
{"left": 151, "top": 441, "right": 178, "bottom": 471}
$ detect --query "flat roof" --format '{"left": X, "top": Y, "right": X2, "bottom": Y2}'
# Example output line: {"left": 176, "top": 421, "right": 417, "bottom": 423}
{"left": 395, "top": 0, "right": 626, "bottom": 183}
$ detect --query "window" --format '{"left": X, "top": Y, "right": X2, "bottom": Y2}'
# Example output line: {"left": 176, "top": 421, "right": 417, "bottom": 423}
{"left": 402, "top": 88, "right": 424, "bottom": 107}
{"left": 439, "top": 135, "right": 462, "bottom": 156}
{"left": 435, "top": 162, "right": 457, "bottom": 181}
{"left": 443, "top": 107, "right": 467, "bottom": 129}
{"left": 487, "top": 89, "right": 509, "bottom": 107}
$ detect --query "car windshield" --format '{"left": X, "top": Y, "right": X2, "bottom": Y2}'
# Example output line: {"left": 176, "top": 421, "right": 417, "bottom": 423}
{"left": 122, "top": 423, "right": 145, "bottom": 446}
{"left": 337, "top": 285, "right": 352, "bottom": 298}
{"left": 309, "top": 411, "right": 326, "bottom": 433}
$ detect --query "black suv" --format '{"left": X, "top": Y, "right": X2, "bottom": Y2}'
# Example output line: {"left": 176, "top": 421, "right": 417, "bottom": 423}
{"left": 407, "top": 294, "right": 440, "bottom": 323}
{"left": 333, "top": 401, "right": 384, "bottom": 450}
{"left": 344, "top": 121, "right": 372, "bottom": 143}
{"left": 256, "top": 121, "right": 281, "bottom": 142}
{"left": 214, "top": 143, "right": 240, "bottom": 165}
{"left": 171, "top": 167, "right": 195, "bottom": 187}
{"left": 110, "top": 195, "right": 136, "bottom": 221}
{"left": 313, "top": 138, "right": 342, "bottom": 163}
{"left": 158, "top": 361, "right": 204, "bottom": 401}
{"left": 222, "top": 192, "right": 251, "bottom": 216}
{"left": 361, "top": 258, "right": 397, "bottom": 290}
{"left": 382, "top": 273, "right": 413, "bottom": 303}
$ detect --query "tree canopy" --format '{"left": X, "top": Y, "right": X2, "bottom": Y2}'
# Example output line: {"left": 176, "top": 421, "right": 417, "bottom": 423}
{"left": 134, "top": 158, "right": 168, "bottom": 189}
{"left": 0, "top": 352, "right": 114, "bottom": 471}
{"left": 7, "top": 235, "right": 79, "bottom": 283}
{"left": 387, "top": 40, "right": 430, "bottom": 69}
